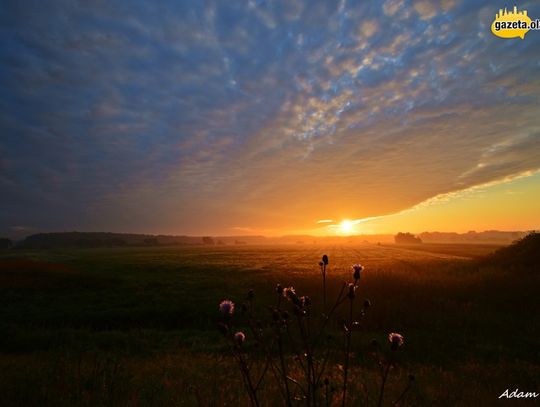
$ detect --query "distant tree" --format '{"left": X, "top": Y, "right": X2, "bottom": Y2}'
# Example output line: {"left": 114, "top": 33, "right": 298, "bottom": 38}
{"left": 110, "top": 238, "right": 127, "bottom": 246}
{"left": 202, "top": 236, "right": 215, "bottom": 245}
{"left": 394, "top": 232, "right": 422, "bottom": 244}
{"left": 143, "top": 237, "right": 159, "bottom": 246}
{"left": 482, "top": 232, "right": 540, "bottom": 274}
{"left": 0, "top": 237, "right": 13, "bottom": 249}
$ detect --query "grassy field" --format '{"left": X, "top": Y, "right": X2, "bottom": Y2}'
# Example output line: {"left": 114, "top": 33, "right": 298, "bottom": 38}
{"left": 0, "top": 243, "right": 539, "bottom": 406}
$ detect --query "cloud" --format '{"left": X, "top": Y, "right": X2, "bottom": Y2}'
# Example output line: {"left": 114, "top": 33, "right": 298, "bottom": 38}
{"left": 1, "top": 0, "right": 540, "bottom": 235}
{"left": 360, "top": 20, "right": 379, "bottom": 38}
{"left": 414, "top": 1, "right": 438, "bottom": 20}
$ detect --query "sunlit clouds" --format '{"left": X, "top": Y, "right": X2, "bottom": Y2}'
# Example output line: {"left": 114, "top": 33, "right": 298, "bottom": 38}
{"left": 1, "top": 0, "right": 539, "bottom": 236}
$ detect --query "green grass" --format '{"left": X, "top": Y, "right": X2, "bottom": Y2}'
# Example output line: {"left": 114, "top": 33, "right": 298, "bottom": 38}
{"left": 0, "top": 244, "right": 539, "bottom": 406}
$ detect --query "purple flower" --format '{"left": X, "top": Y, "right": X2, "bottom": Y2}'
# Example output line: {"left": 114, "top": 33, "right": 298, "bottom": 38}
{"left": 234, "top": 331, "right": 246, "bottom": 345}
{"left": 352, "top": 264, "right": 363, "bottom": 281}
{"left": 283, "top": 286, "right": 301, "bottom": 306}
{"left": 388, "top": 332, "right": 404, "bottom": 350}
{"left": 219, "top": 300, "right": 235, "bottom": 316}
{"left": 282, "top": 286, "right": 296, "bottom": 298}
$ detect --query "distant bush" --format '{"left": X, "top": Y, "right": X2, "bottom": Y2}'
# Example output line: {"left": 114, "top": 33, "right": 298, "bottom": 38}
{"left": 0, "top": 237, "right": 13, "bottom": 249}
{"left": 482, "top": 232, "right": 540, "bottom": 274}
{"left": 202, "top": 236, "right": 215, "bottom": 245}
{"left": 394, "top": 232, "right": 422, "bottom": 244}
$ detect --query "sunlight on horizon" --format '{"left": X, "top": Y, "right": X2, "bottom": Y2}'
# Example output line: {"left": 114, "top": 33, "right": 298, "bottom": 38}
{"left": 299, "top": 170, "right": 540, "bottom": 237}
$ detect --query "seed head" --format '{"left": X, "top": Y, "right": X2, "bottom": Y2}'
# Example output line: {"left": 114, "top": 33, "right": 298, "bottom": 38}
{"left": 322, "top": 255, "right": 329, "bottom": 265}
{"left": 219, "top": 300, "right": 235, "bottom": 316}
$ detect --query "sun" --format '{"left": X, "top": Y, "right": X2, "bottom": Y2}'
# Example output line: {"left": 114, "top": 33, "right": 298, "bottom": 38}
{"left": 339, "top": 219, "right": 355, "bottom": 235}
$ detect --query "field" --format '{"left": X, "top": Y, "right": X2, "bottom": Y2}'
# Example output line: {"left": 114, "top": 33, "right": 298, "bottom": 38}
{"left": 0, "top": 243, "right": 539, "bottom": 406}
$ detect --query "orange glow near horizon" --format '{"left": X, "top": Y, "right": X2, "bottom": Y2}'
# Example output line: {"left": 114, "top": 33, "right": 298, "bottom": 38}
{"left": 339, "top": 220, "right": 355, "bottom": 235}
{"left": 270, "top": 171, "right": 540, "bottom": 237}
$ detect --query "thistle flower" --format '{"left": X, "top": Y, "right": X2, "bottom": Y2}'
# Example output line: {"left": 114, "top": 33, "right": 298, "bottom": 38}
{"left": 234, "top": 331, "right": 246, "bottom": 345}
{"left": 300, "top": 295, "right": 312, "bottom": 307}
{"left": 352, "top": 264, "right": 363, "bottom": 281}
{"left": 322, "top": 254, "right": 329, "bottom": 265}
{"left": 219, "top": 300, "right": 235, "bottom": 316}
{"left": 388, "top": 332, "right": 404, "bottom": 350}
{"left": 283, "top": 286, "right": 301, "bottom": 307}
{"left": 282, "top": 286, "right": 295, "bottom": 297}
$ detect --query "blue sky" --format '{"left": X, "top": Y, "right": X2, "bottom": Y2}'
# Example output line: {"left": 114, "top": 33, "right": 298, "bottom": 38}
{"left": 1, "top": 0, "right": 540, "bottom": 237}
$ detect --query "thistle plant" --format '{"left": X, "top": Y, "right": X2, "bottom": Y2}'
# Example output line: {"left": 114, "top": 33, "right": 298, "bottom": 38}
{"left": 217, "top": 255, "right": 413, "bottom": 406}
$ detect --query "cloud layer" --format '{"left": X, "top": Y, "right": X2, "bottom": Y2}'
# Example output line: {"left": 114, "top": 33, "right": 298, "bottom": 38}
{"left": 1, "top": 0, "right": 540, "bottom": 235}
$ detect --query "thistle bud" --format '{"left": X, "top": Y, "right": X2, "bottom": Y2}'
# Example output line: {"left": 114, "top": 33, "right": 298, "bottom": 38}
{"left": 246, "top": 289, "right": 255, "bottom": 300}
{"left": 234, "top": 331, "right": 246, "bottom": 346}
{"left": 352, "top": 264, "right": 363, "bottom": 281}
{"left": 322, "top": 255, "right": 329, "bottom": 265}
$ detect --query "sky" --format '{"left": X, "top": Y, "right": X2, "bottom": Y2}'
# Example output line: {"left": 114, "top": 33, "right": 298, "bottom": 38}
{"left": 1, "top": 0, "right": 540, "bottom": 238}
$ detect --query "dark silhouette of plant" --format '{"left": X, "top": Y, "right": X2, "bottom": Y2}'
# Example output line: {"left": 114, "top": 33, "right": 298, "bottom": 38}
{"left": 218, "top": 255, "right": 412, "bottom": 406}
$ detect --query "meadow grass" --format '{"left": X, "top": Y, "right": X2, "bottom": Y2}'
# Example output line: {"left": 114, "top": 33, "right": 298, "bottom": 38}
{"left": 0, "top": 244, "right": 539, "bottom": 406}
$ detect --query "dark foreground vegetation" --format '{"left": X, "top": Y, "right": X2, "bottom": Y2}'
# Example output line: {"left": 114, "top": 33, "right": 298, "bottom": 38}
{"left": 0, "top": 235, "right": 539, "bottom": 406}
